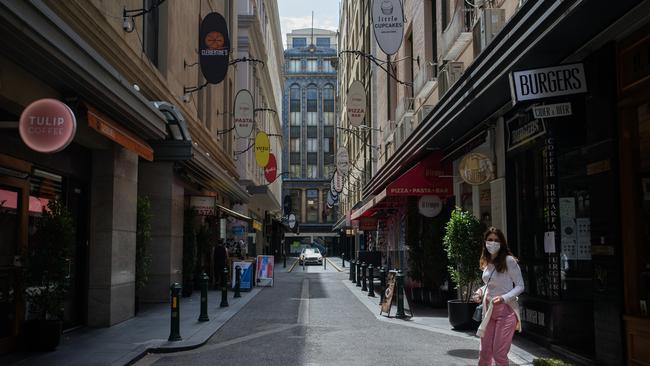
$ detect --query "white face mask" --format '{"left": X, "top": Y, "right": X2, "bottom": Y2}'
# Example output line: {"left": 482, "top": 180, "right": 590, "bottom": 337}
{"left": 485, "top": 241, "right": 501, "bottom": 255}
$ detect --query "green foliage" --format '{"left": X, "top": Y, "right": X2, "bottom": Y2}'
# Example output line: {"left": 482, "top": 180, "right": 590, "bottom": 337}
{"left": 25, "top": 200, "right": 74, "bottom": 320}
{"left": 407, "top": 198, "right": 448, "bottom": 288}
{"left": 183, "top": 208, "right": 197, "bottom": 281}
{"left": 136, "top": 196, "right": 153, "bottom": 291}
{"left": 533, "top": 358, "right": 574, "bottom": 366}
{"left": 442, "top": 207, "right": 484, "bottom": 302}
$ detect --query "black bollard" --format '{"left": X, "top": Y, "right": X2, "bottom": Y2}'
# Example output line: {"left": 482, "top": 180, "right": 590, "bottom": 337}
{"left": 283, "top": 253, "right": 287, "bottom": 268}
{"left": 356, "top": 261, "right": 362, "bottom": 287}
{"left": 396, "top": 270, "right": 406, "bottom": 319}
{"left": 234, "top": 266, "right": 241, "bottom": 298}
{"left": 361, "top": 262, "right": 368, "bottom": 292}
{"left": 350, "top": 260, "right": 356, "bottom": 282}
{"left": 168, "top": 283, "right": 182, "bottom": 341}
{"left": 379, "top": 266, "right": 387, "bottom": 304}
{"left": 198, "top": 273, "right": 209, "bottom": 322}
{"left": 342, "top": 253, "right": 345, "bottom": 268}
{"left": 324, "top": 256, "right": 327, "bottom": 270}
{"left": 367, "top": 265, "right": 375, "bottom": 297}
{"left": 220, "top": 267, "right": 229, "bottom": 308}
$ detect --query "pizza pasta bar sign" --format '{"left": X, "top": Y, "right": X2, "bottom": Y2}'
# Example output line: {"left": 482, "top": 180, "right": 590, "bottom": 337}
{"left": 234, "top": 89, "right": 255, "bottom": 138}
{"left": 347, "top": 81, "right": 366, "bottom": 127}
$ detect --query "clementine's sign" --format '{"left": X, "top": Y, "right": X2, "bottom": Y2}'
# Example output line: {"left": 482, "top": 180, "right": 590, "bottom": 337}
{"left": 199, "top": 12, "right": 230, "bottom": 84}
{"left": 19, "top": 98, "right": 77, "bottom": 153}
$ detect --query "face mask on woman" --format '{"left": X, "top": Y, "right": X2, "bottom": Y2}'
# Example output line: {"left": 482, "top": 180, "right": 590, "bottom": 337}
{"left": 485, "top": 241, "right": 501, "bottom": 255}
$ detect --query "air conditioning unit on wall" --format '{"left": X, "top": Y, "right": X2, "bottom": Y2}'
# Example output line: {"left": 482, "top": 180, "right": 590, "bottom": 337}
{"left": 416, "top": 105, "right": 435, "bottom": 125}
{"left": 438, "top": 61, "right": 465, "bottom": 97}
{"left": 472, "top": 8, "right": 506, "bottom": 56}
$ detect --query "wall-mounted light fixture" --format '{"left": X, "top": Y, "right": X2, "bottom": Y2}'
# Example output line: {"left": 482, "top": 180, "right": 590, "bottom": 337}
{"left": 122, "top": 0, "right": 166, "bottom": 33}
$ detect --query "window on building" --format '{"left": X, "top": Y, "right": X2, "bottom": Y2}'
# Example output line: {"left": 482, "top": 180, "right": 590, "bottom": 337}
{"left": 289, "top": 189, "right": 302, "bottom": 221}
{"left": 306, "top": 189, "right": 319, "bottom": 223}
{"left": 288, "top": 59, "right": 302, "bottom": 72}
{"left": 290, "top": 85, "right": 301, "bottom": 125}
{"left": 307, "top": 138, "right": 318, "bottom": 152}
{"left": 306, "top": 59, "right": 318, "bottom": 72}
{"left": 292, "top": 37, "right": 307, "bottom": 48}
{"left": 441, "top": 0, "right": 450, "bottom": 30}
{"left": 307, "top": 164, "right": 318, "bottom": 179}
{"left": 290, "top": 138, "right": 300, "bottom": 152}
{"left": 143, "top": 0, "right": 160, "bottom": 67}
{"left": 316, "top": 37, "right": 331, "bottom": 48}
{"left": 323, "top": 137, "right": 334, "bottom": 154}
{"left": 323, "top": 164, "right": 335, "bottom": 179}
{"left": 322, "top": 59, "right": 335, "bottom": 73}
{"left": 307, "top": 85, "right": 318, "bottom": 126}
{"left": 323, "top": 84, "right": 335, "bottom": 125}
{"left": 290, "top": 164, "right": 301, "bottom": 179}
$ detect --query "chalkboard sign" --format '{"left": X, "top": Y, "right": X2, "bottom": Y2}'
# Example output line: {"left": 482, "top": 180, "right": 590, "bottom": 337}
{"left": 380, "top": 272, "right": 396, "bottom": 315}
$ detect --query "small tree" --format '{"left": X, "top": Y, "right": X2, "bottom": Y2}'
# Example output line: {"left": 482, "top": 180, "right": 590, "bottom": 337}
{"left": 25, "top": 200, "right": 74, "bottom": 320}
{"left": 136, "top": 196, "right": 153, "bottom": 292}
{"left": 442, "top": 207, "right": 484, "bottom": 303}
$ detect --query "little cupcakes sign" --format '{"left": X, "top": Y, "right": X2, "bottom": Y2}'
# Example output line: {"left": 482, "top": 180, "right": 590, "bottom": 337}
{"left": 19, "top": 98, "right": 77, "bottom": 153}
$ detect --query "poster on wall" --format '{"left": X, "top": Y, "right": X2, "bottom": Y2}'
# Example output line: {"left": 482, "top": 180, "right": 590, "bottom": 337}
{"left": 231, "top": 261, "right": 253, "bottom": 290}
{"left": 347, "top": 81, "right": 366, "bottom": 127}
{"left": 199, "top": 12, "right": 230, "bottom": 84}
{"left": 256, "top": 255, "right": 274, "bottom": 287}
{"left": 234, "top": 89, "right": 255, "bottom": 138}
{"left": 559, "top": 197, "right": 577, "bottom": 260}
{"left": 371, "top": 0, "right": 404, "bottom": 56}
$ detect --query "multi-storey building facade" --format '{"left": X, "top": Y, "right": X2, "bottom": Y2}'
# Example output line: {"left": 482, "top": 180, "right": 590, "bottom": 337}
{"left": 235, "top": 0, "right": 284, "bottom": 256}
{"left": 282, "top": 28, "right": 338, "bottom": 253}
{"left": 338, "top": 0, "right": 649, "bottom": 364}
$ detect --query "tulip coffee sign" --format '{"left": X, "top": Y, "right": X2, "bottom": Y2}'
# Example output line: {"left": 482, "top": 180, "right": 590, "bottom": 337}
{"left": 336, "top": 148, "right": 350, "bottom": 176}
{"left": 347, "top": 81, "right": 366, "bottom": 127}
{"left": 199, "top": 12, "right": 230, "bottom": 84}
{"left": 372, "top": 0, "right": 404, "bottom": 56}
{"left": 19, "top": 98, "right": 77, "bottom": 153}
{"left": 254, "top": 131, "right": 270, "bottom": 167}
{"left": 264, "top": 153, "right": 278, "bottom": 183}
{"left": 234, "top": 89, "right": 254, "bottom": 138}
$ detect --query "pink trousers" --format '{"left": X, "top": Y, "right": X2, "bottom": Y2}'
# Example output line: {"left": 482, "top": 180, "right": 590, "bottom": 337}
{"left": 478, "top": 303, "right": 517, "bottom": 366}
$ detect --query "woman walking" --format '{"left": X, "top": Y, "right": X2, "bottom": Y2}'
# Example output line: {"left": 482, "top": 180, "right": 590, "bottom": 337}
{"left": 473, "top": 227, "right": 525, "bottom": 366}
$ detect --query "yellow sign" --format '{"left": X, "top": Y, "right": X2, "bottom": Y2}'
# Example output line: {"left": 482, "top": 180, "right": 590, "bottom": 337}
{"left": 252, "top": 220, "right": 263, "bottom": 231}
{"left": 254, "top": 131, "right": 270, "bottom": 167}
{"left": 459, "top": 152, "right": 494, "bottom": 185}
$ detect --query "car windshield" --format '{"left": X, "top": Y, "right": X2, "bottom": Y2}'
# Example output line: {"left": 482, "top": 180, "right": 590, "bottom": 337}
{"left": 304, "top": 249, "right": 319, "bottom": 255}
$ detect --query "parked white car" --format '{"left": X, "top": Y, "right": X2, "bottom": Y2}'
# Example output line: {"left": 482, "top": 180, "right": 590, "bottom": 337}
{"left": 299, "top": 248, "right": 323, "bottom": 265}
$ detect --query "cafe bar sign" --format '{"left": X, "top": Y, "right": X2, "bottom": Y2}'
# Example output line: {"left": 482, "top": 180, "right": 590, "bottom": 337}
{"left": 509, "top": 63, "right": 587, "bottom": 103}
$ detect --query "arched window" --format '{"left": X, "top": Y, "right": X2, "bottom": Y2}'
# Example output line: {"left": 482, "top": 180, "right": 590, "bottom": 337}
{"left": 306, "top": 84, "right": 318, "bottom": 126}
{"left": 290, "top": 84, "right": 301, "bottom": 126}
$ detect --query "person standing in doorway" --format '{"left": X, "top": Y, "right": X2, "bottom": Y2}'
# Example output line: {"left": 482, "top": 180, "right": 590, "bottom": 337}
{"left": 213, "top": 239, "right": 229, "bottom": 289}
{"left": 473, "top": 227, "right": 524, "bottom": 366}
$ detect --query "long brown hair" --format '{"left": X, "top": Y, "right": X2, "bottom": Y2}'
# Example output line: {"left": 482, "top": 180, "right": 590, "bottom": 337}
{"left": 480, "top": 227, "right": 514, "bottom": 272}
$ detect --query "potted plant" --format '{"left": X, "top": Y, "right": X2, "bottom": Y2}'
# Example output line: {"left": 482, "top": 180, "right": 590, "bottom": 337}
{"left": 443, "top": 207, "right": 484, "bottom": 330}
{"left": 24, "top": 200, "right": 74, "bottom": 351}
{"left": 135, "top": 196, "right": 152, "bottom": 314}
{"left": 182, "top": 208, "right": 197, "bottom": 297}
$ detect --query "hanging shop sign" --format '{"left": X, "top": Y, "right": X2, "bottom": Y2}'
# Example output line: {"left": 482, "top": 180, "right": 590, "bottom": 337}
{"left": 190, "top": 196, "right": 216, "bottom": 216}
{"left": 264, "top": 153, "right": 278, "bottom": 183}
{"left": 287, "top": 213, "right": 297, "bottom": 229}
{"left": 459, "top": 153, "right": 494, "bottom": 186}
{"left": 254, "top": 131, "right": 270, "bottom": 167}
{"left": 327, "top": 192, "right": 335, "bottom": 207}
{"left": 336, "top": 148, "right": 350, "bottom": 176}
{"left": 19, "top": 98, "right": 77, "bottom": 154}
{"left": 372, "top": 0, "right": 404, "bottom": 56}
{"left": 333, "top": 171, "right": 344, "bottom": 193}
{"left": 418, "top": 195, "right": 442, "bottom": 218}
{"left": 509, "top": 63, "right": 587, "bottom": 103}
{"left": 347, "top": 81, "right": 366, "bottom": 127}
{"left": 532, "top": 102, "right": 572, "bottom": 119}
{"left": 506, "top": 114, "right": 546, "bottom": 151}
{"left": 199, "top": 12, "right": 230, "bottom": 84}
{"left": 234, "top": 89, "right": 255, "bottom": 138}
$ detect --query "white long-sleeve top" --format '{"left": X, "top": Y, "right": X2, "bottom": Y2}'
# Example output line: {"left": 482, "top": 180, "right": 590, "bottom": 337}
{"left": 481, "top": 255, "right": 525, "bottom": 302}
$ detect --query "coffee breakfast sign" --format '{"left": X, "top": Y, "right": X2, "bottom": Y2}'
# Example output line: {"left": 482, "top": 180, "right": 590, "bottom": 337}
{"left": 372, "top": 0, "right": 404, "bottom": 56}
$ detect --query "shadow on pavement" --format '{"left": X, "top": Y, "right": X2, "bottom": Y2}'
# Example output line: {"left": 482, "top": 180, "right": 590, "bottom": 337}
{"left": 447, "top": 348, "right": 480, "bottom": 359}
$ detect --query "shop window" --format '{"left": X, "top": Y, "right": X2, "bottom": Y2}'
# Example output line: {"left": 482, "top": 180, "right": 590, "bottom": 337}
{"left": 306, "top": 189, "right": 319, "bottom": 223}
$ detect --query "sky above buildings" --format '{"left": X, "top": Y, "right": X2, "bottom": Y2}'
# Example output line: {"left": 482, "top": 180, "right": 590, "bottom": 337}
{"left": 277, "top": 0, "right": 339, "bottom": 48}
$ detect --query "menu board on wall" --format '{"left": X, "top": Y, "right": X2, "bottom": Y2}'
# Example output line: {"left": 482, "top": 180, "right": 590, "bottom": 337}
{"left": 560, "top": 197, "right": 577, "bottom": 260}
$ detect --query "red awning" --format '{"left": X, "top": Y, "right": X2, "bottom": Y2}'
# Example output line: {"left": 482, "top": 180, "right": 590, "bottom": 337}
{"left": 352, "top": 152, "right": 452, "bottom": 220}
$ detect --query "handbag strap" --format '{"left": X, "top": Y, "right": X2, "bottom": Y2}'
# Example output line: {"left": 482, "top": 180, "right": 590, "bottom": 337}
{"left": 481, "top": 268, "right": 495, "bottom": 304}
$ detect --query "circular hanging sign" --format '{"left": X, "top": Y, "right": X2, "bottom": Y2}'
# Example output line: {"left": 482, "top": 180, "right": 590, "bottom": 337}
{"left": 264, "top": 153, "right": 278, "bottom": 183}
{"left": 288, "top": 213, "right": 296, "bottom": 229}
{"left": 199, "top": 12, "right": 230, "bottom": 84}
{"left": 19, "top": 98, "right": 77, "bottom": 153}
{"left": 372, "top": 0, "right": 404, "bottom": 56}
{"left": 234, "top": 89, "right": 254, "bottom": 138}
{"left": 347, "top": 81, "right": 366, "bottom": 127}
{"left": 418, "top": 195, "right": 443, "bottom": 218}
{"left": 333, "top": 171, "right": 344, "bottom": 193}
{"left": 459, "top": 152, "right": 494, "bottom": 186}
{"left": 254, "top": 131, "right": 270, "bottom": 167}
{"left": 336, "top": 148, "right": 350, "bottom": 176}
{"left": 327, "top": 191, "right": 336, "bottom": 207}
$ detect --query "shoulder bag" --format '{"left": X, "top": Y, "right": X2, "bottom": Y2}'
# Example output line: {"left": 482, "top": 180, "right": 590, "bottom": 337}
{"left": 472, "top": 268, "right": 495, "bottom": 322}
